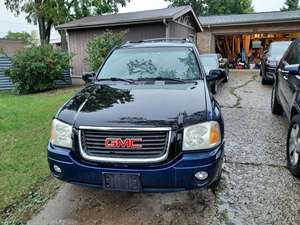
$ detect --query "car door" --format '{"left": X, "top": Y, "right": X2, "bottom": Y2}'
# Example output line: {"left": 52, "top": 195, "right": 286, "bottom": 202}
{"left": 278, "top": 41, "right": 300, "bottom": 114}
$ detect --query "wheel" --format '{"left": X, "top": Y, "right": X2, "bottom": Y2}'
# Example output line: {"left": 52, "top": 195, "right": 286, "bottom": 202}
{"left": 209, "top": 173, "right": 222, "bottom": 189}
{"left": 271, "top": 83, "right": 283, "bottom": 115}
{"left": 211, "top": 82, "right": 217, "bottom": 94}
{"left": 262, "top": 75, "right": 268, "bottom": 85}
{"left": 223, "top": 70, "right": 229, "bottom": 83}
{"left": 287, "top": 115, "right": 300, "bottom": 177}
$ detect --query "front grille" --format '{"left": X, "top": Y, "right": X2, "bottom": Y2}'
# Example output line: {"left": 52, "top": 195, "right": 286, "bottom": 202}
{"left": 266, "top": 65, "right": 276, "bottom": 74}
{"left": 78, "top": 127, "right": 171, "bottom": 163}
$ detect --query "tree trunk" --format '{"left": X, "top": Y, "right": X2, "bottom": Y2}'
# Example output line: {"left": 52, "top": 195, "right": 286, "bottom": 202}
{"left": 59, "top": 30, "right": 68, "bottom": 51}
{"left": 38, "top": 17, "right": 52, "bottom": 44}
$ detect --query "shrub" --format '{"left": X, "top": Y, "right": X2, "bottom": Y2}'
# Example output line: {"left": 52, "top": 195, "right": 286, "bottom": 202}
{"left": 86, "top": 30, "right": 127, "bottom": 71}
{"left": 6, "top": 45, "right": 71, "bottom": 94}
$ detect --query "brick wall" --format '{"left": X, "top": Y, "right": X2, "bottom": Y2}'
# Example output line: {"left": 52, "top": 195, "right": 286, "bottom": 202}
{"left": 0, "top": 39, "right": 25, "bottom": 55}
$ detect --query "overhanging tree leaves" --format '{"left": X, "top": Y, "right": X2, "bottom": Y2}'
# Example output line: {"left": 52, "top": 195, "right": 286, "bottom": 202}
{"left": 4, "top": 0, "right": 129, "bottom": 45}
{"left": 281, "top": 0, "right": 299, "bottom": 11}
{"left": 166, "top": 0, "right": 254, "bottom": 16}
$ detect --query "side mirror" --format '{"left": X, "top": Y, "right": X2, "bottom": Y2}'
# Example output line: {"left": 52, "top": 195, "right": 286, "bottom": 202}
{"left": 82, "top": 72, "right": 96, "bottom": 84}
{"left": 207, "top": 69, "right": 224, "bottom": 81}
{"left": 284, "top": 64, "right": 300, "bottom": 75}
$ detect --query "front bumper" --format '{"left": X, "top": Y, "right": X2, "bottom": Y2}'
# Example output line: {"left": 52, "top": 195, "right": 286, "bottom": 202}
{"left": 48, "top": 143, "right": 224, "bottom": 192}
{"left": 265, "top": 65, "right": 276, "bottom": 81}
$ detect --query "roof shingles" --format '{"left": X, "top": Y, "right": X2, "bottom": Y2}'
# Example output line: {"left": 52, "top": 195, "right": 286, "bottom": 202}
{"left": 57, "top": 6, "right": 191, "bottom": 29}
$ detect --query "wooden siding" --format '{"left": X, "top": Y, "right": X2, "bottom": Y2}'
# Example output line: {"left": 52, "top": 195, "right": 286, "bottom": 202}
{"left": 205, "top": 21, "right": 300, "bottom": 35}
{"left": 168, "top": 21, "right": 196, "bottom": 40}
{"left": 68, "top": 22, "right": 166, "bottom": 82}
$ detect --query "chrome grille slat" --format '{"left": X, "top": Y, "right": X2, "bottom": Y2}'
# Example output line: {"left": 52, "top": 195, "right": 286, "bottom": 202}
{"left": 84, "top": 134, "right": 167, "bottom": 139}
{"left": 84, "top": 141, "right": 166, "bottom": 147}
{"left": 78, "top": 126, "right": 172, "bottom": 164}
{"left": 84, "top": 137, "right": 167, "bottom": 142}
{"left": 88, "top": 150, "right": 163, "bottom": 155}
{"left": 85, "top": 145, "right": 165, "bottom": 150}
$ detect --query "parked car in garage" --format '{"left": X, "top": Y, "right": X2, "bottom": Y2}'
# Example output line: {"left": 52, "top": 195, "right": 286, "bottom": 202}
{"left": 199, "top": 53, "right": 229, "bottom": 94}
{"left": 261, "top": 41, "right": 291, "bottom": 85}
{"left": 48, "top": 39, "right": 225, "bottom": 192}
{"left": 271, "top": 39, "right": 300, "bottom": 177}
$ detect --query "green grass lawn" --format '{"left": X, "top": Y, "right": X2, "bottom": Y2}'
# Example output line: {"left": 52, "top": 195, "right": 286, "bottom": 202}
{"left": 0, "top": 87, "right": 80, "bottom": 212}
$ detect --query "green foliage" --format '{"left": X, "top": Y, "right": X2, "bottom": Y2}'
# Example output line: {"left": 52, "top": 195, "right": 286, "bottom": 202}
{"left": 4, "top": 0, "right": 129, "bottom": 43}
{"left": 166, "top": 0, "right": 254, "bottom": 16}
{"left": 86, "top": 30, "right": 127, "bottom": 71}
{"left": 6, "top": 45, "right": 71, "bottom": 94}
{"left": 5, "top": 31, "right": 38, "bottom": 45}
{"left": 281, "top": 0, "right": 299, "bottom": 10}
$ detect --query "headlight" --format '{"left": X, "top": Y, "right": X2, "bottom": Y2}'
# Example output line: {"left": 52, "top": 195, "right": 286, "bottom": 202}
{"left": 50, "top": 119, "right": 73, "bottom": 148}
{"left": 183, "top": 121, "right": 221, "bottom": 151}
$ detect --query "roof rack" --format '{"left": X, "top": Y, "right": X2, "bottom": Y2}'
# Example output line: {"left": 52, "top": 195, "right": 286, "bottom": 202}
{"left": 126, "top": 38, "right": 193, "bottom": 44}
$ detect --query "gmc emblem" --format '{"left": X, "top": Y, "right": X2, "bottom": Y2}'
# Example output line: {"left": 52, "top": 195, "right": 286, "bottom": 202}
{"left": 105, "top": 138, "right": 143, "bottom": 149}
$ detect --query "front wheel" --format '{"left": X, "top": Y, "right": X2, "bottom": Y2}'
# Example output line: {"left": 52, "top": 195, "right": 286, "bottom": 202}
{"left": 223, "top": 69, "right": 229, "bottom": 83}
{"left": 287, "top": 115, "right": 300, "bottom": 177}
{"left": 211, "top": 82, "right": 217, "bottom": 95}
{"left": 271, "top": 83, "right": 283, "bottom": 115}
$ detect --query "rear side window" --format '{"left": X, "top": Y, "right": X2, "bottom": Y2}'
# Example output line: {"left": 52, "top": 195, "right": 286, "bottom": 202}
{"left": 98, "top": 47, "right": 201, "bottom": 80}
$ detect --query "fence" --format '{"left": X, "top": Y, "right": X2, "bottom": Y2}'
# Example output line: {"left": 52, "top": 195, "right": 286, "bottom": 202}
{"left": 0, "top": 56, "right": 72, "bottom": 91}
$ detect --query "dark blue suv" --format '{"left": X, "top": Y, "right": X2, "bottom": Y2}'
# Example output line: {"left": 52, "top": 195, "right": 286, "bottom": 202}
{"left": 272, "top": 39, "right": 300, "bottom": 177}
{"left": 48, "top": 39, "right": 225, "bottom": 192}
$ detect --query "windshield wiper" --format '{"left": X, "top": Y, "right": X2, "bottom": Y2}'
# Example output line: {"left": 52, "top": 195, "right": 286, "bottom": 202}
{"left": 99, "top": 77, "right": 136, "bottom": 84}
{"left": 137, "top": 77, "right": 186, "bottom": 83}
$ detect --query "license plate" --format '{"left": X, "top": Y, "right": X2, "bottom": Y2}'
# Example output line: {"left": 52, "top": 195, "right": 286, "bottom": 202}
{"left": 102, "top": 173, "right": 142, "bottom": 192}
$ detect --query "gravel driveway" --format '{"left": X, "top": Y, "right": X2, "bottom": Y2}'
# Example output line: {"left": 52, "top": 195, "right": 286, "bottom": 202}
{"left": 28, "top": 71, "right": 300, "bottom": 225}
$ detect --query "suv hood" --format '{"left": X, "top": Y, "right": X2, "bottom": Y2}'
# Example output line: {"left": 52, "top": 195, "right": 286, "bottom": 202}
{"left": 57, "top": 82, "right": 208, "bottom": 129}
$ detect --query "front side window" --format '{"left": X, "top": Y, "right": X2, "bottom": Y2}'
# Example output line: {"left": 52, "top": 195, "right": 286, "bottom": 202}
{"left": 199, "top": 55, "right": 218, "bottom": 68}
{"left": 287, "top": 42, "right": 300, "bottom": 65}
{"left": 269, "top": 43, "right": 291, "bottom": 58}
{"left": 98, "top": 47, "right": 201, "bottom": 80}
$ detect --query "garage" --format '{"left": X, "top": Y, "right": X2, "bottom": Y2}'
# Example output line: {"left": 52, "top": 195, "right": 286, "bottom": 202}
{"left": 198, "top": 10, "right": 300, "bottom": 69}
{"left": 57, "top": 6, "right": 202, "bottom": 84}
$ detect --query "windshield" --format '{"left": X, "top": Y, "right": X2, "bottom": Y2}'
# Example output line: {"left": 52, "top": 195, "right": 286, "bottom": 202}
{"left": 199, "top": 55, "right": 218, "bottom": 68}
{"left": 269, "top": 43, "right": 290, "bottom": 58}
{"left": 98, "top": 47, "right": 201, "bottom": 81}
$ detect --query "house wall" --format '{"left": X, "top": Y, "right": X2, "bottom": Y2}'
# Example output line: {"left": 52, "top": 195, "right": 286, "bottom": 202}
{"left": 205, "top": 21, "right": 300, "bottom": 35}
{"left": 68, "top": 22, "right": 166, "bottom": 84}
{"left": 168, "top": 21, "right": 196, "bottom": 40}
{"left": 0, "top": 39, "right": 25, "bottom": 56}
{"left": 197, "top": 32, "right": 215, "bottom": 53}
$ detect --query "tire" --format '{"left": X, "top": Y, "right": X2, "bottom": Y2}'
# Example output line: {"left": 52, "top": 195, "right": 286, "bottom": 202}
{"left": 223, "top": 70, "right": 229, "bottom": 83}
{"left": 211, "top": 82, "right": 217, "bottom": 95}
{"left": 287, "top": 115, "right": 300, "bottom": 177}
{"left": 271, "top": 83, "right": 283, "bottom": 115}
{"left": 209, "top": 173, "right": 221, "bottom": 189}
{"left": 261, "top": 75, "right": 268, "bottom": 85}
